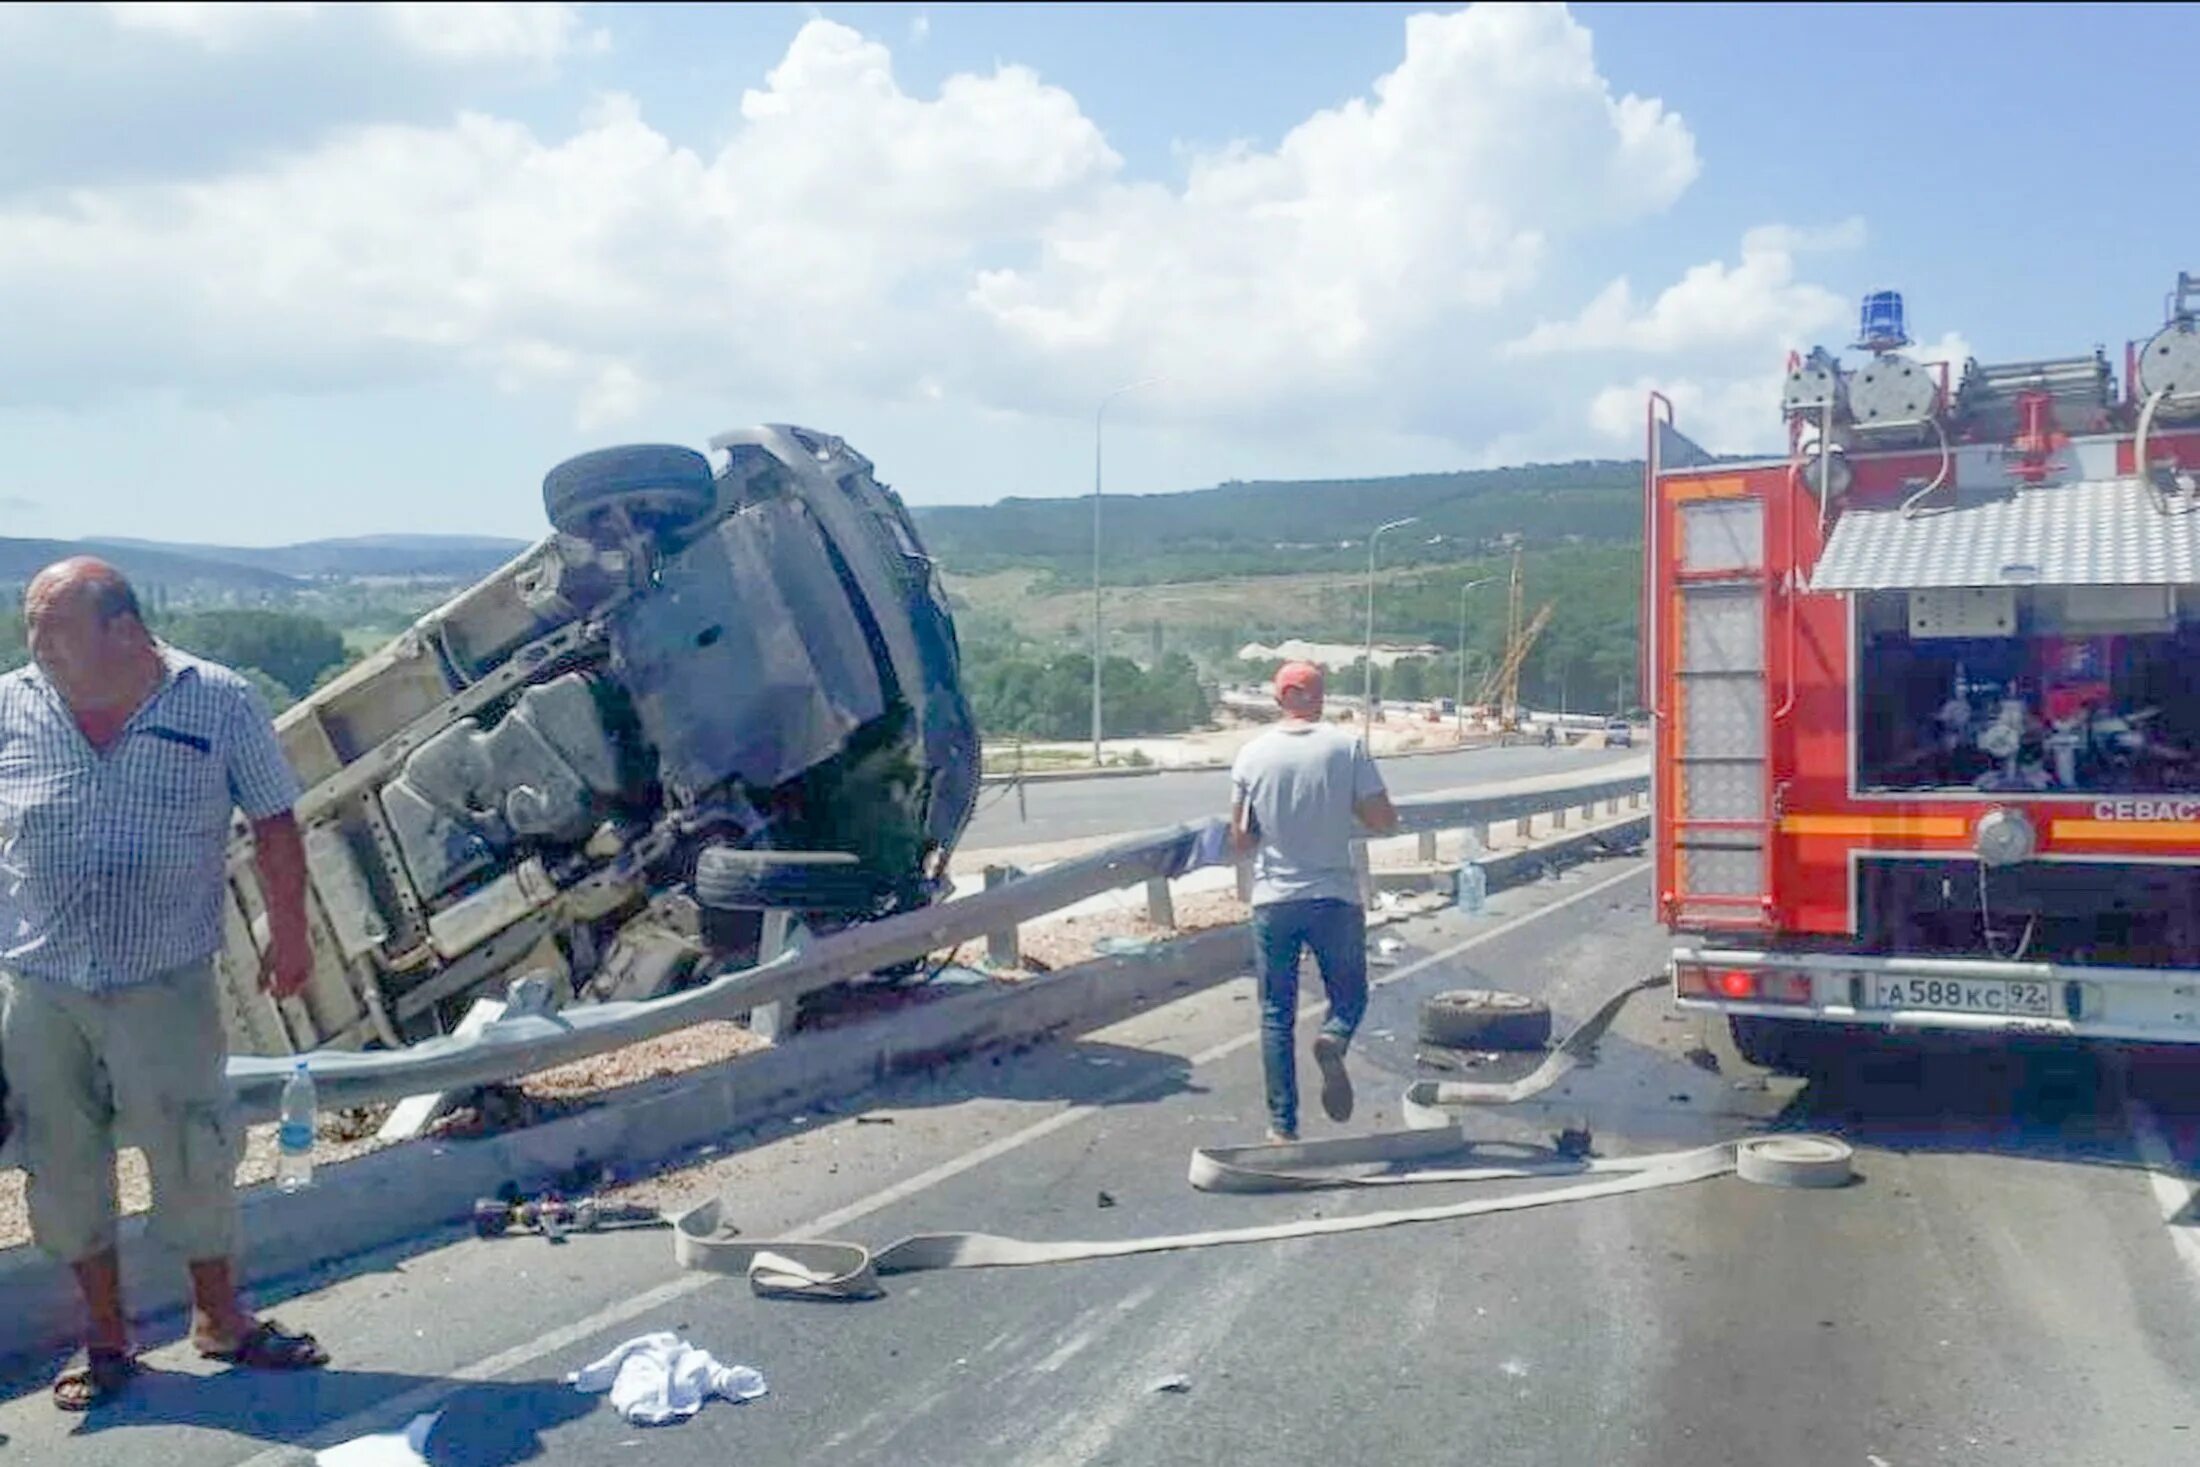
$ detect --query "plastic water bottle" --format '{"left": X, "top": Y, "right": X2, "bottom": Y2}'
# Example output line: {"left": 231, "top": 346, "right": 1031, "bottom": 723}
{"left": 1455, "top": 862, "right": 1487, "bottom": 916}
{"left": 277, "top": 1060, "right": 316, "bottom": 1194}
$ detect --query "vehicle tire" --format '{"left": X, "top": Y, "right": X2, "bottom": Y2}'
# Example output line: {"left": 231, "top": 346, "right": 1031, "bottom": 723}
{"left": 1729, "top": 1013, "right": 1813, "bottom": 1075}
{"left": 693, "top": 846, "right": 889, "bottom": 916}
{"left": 1417, "top": 989, "right": 1553, "bottom": 1051}
{"left": 543, "top": 444, "right": 715, "bottom": 543}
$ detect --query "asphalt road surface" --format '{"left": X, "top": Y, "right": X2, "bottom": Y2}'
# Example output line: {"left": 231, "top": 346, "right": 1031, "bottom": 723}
{"left": 963, "top": 742, "right": 1640, "bottom": 849}
{"left": 8, "top": 858, "right": 2200, "bottom": 1464}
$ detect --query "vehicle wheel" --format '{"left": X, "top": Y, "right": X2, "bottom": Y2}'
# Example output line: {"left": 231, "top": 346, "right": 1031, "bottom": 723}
{"left": 1729, "top": 1014, "right": 1813, "bottom": 1075}
{"left": 693, "top": 845, "right": 889, "bottom": 917}
{"left": 543, "top": 444, "right": 715, "bottom": 543}
{"left": 1417, "top": 989, "right": 1553, "bottom": 1051}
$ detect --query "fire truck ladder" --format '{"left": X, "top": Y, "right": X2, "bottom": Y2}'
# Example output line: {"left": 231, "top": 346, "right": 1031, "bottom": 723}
{"left": 1653, "top": 400, "right": 1775, "bottom": 930}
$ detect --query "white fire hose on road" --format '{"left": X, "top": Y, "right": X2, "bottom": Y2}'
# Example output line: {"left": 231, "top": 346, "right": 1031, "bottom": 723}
{"left": 672, "top": 977, "right": 1854, "bottom": 1299}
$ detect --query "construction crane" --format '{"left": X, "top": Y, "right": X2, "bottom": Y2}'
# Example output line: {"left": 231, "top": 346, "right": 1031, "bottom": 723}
{"left": 1475, "top": 545, "right": 1554, "bottom": 729}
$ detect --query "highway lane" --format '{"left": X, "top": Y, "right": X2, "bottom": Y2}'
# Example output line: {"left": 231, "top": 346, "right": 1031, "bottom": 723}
{"left": 14, "top": 856, "right": 2200, "bottom": 1464}
{"left": 962, "top": 742, "right": 1640, "bottom": 849}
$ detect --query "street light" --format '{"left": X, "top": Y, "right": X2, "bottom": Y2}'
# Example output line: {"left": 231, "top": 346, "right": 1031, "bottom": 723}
{"left": 1363, "top": 516, "right": 1419, "bottom": 727}
{"left": 1454, "top": 577, "right": 1494, "bottom": 733}
{"left": 1092, "top": 376, "right": 1163, "bottom": 766}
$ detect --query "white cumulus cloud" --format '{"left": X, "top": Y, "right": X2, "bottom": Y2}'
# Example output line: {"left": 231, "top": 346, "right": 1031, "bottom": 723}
{"left": 969, "top": 2, "right": 1700, "bottom": 417}
{"left": 102, "top": 1, "right": 599, "bottom": 64}
{"left": 102, "top": 1, "right": 321, "bottom": 48}
{"left": 2, "top": 3, "right": 1870, "bottom": 472}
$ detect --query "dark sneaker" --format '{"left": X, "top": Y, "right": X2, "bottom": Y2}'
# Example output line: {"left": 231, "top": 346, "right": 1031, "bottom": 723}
{"left": 1312, "top": 1034, "right": 1354, "bottom": 1123}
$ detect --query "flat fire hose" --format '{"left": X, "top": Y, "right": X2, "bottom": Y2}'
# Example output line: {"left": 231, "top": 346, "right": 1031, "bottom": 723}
{"left": 672, "top": 977, "right": 1853, "bottom": 1300}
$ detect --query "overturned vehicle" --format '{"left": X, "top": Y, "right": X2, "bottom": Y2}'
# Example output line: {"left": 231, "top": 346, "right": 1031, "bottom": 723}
{"left": 213, "top": 426, "right": 980, "bottom": 1056}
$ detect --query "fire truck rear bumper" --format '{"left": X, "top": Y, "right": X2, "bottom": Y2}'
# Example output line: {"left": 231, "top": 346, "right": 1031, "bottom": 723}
{"left": 1672, "top": 944, "right": 2200, "bottom": 1045}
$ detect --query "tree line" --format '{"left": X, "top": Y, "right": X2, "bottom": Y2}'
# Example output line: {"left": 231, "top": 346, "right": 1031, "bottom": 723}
{"left": 0, "top": 607, "right": 350, "bottom": 711}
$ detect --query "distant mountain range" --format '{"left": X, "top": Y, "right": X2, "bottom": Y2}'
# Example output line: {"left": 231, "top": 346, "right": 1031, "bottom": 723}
{"left": 0, "top": 533, "right": 535, "bottom": 596}
{"left": 3, "top": 455, "right": 1655, "bottom": 605}
{"left": 87, "top": 534, "right": 534, "bottom": 580}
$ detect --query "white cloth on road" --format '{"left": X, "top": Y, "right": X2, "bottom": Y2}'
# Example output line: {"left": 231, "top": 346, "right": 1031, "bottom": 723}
{"left": 569, "top": 1331, "right": 767, "bottom": 1425}
{"left": 315, "top": 1412, "right": 440, "bottom": 1466}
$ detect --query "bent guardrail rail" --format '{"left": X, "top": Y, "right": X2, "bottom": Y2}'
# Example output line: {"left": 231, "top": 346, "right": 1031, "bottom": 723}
{"left": 218, "top": 768, "right": 1651, "bottom": 1121}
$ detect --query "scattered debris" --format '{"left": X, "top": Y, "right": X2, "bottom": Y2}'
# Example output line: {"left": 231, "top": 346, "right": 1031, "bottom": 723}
{"left": 473, "top": 1194, "right": 668, "bottom": 1242}
{"left": 1095, "top": 935, "right": 1160, "bottom": 956}
{"left": 1096, "top": 1191, "right": 1117, "bottom": 1209}
{"left": 1553, "top": 1124, "right": 1594, "bottom": 1159}
{"left": 1683, "top": 1046, "right": 1721, "bottom": 1074}
{"left": 1149, "top": 1374, "right": 1192, "bottom": 1395}
{"left": 1668, "top": 1092, "right": 1693, "bottom": 1104}
{"left": 855, "top": 1114, "right": 896, "bottom": 1126}
{"left": 569, "top": 1332, "right": 766, "bottom": 1425}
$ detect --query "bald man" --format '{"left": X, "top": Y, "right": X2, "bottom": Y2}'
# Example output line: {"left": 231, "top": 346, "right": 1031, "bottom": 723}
{"left": 0, "top": 559, "right": 327, "bottom": 1410}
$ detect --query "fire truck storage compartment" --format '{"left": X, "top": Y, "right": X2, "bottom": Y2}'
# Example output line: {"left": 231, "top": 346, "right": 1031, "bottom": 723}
{"left": 1854, "top": 585, "right": 2200, "bottom": 794}
{"left": 1860, "top": 855, "right": 2200, "bottom": 965}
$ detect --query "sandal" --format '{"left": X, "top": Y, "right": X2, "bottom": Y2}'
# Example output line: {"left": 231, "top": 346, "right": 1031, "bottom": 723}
{"left": 53, "top": 1346, "right": 139, "bottom": 1412}
{"left": 197, "top": 1319, "right": 329, "bottom": 1371}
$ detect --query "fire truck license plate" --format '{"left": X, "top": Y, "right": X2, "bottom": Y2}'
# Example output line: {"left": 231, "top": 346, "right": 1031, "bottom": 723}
{"left": 1868, "top": 977, "right": 2054, "bottom": 1017}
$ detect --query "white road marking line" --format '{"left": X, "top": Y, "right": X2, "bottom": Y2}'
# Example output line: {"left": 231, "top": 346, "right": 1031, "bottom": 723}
{"left": 2124, "top": 1100, "right": 2200, "bottom": 1290}
{"left": 232, "top": 859, "right": 1651, "bottom": 1465}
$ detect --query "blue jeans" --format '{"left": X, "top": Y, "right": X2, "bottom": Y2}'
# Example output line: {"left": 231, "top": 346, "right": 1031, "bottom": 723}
{"left": 1251, "top": 899, "right": 1368, "bottom": 1134}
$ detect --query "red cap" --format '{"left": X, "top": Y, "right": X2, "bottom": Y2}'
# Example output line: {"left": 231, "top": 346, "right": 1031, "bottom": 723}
{"left": 1274, "top": 661, "right": 1324, "bottom": 699}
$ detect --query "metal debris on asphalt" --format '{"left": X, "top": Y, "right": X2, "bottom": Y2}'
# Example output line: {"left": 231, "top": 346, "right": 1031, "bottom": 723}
{"left": 1150, "top": 1374, "right": 1192, "bottom": 1394}
{"left": 1097, "top": 1191, "right": 1117, "bottom": 1209}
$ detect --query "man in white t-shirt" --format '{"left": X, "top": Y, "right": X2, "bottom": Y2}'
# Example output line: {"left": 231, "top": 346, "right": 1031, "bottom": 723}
{"left": 1229, "top": 662, "right": 1397, "bottom": 1141}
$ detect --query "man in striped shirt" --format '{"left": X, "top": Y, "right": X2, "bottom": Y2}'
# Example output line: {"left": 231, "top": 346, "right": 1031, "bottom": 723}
{"left": 0, "top": 558, "right": 329, "bottom": 1409}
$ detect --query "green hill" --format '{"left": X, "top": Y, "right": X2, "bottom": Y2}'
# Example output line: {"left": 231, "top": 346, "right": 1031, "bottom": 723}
{"left": 911, "top": 459, "right": 1644, "bottom": 584}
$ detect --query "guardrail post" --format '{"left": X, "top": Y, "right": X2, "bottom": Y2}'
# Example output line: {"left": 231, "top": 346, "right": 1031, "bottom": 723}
{"left": 1553, "top": 804, "right": 1569, "bottom": 830}
{"left": 1606, "top": 794, "right": 1619, "bottom": 816}
{"left": 984, "top": 865, "right": 1022, "bottom": 968}
{"left": 1417, "top": 830, "right": 1438, "bottom": 862}
{"left": 1472, "top": 823, "right": 1490, "bottom": 853}
{"left": 1516, "top": 816, "right": 1533, "bottom": 841}
{"left": 752, "top": 910, "right": 794, "bottom": 1041}
{"left": 1145, "top": 875, "right": 1176, "bottom": 930}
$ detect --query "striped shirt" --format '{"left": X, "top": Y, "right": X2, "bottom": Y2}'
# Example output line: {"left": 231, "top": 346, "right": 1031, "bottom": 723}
{"left": 0, "top": 647, "right": 300, "bottom": 992}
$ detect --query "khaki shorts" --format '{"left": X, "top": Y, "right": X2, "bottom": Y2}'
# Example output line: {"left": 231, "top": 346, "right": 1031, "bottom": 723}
{"left": 0, "top": 960, "right": 240, "bottom": 1265}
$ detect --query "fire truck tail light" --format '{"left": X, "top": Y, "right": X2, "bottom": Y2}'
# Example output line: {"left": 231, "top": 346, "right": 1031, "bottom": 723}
{"left": 1674, "top": 963, "right": 1813, "bottom": 1005}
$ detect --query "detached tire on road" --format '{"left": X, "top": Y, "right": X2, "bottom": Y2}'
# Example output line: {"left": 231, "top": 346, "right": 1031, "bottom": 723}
{"left": 543, "top": 444, "right": 716, "bottom": 543}
{"left": 694, "top": 846, "right": 888, "bottom": 917}
{"left": 1418, "top": 989, "right": 1552, "bottom": 1051}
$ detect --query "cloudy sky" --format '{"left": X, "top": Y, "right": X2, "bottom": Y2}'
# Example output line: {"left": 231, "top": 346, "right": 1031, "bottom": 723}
{"left": 2, "top": 1, "right": 2193, "bottom": 545}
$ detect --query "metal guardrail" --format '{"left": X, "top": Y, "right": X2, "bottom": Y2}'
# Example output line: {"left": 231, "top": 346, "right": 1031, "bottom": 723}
{"left": 217, "top": 769, "right": 1651, "bottom": 1122}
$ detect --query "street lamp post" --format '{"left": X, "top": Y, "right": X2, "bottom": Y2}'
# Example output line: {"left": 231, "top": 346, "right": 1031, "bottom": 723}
{"left": 1363, "top": 516, "right": 1420, "bottom": 729}
{"left": 1454, "top": 577, "right": 1493, "bottom": 734}
{"left": 1092, "top": 376, "right": 1163, "bottom": 766}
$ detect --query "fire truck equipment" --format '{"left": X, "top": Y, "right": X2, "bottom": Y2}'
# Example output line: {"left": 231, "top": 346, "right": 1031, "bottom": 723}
{"left": 1648, "top": 273, "right": 2200, "bottom": 1062}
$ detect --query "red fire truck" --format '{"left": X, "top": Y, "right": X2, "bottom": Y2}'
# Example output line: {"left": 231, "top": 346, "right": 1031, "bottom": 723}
{"left": 1647, "top": 277, "right": 2200, "bottom": 1068}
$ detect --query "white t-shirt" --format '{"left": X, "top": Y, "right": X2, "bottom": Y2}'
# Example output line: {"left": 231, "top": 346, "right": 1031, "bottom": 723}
{"left": 1229, "top": 722, "right": 1386, "bottom": 908}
